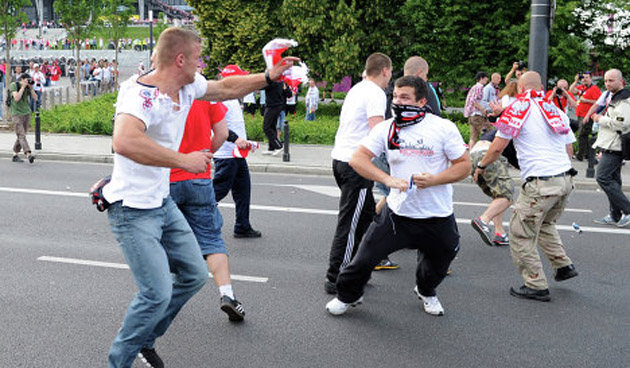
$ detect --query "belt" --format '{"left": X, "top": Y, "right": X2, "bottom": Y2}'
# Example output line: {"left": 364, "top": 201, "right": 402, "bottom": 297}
{"left": 525, "top": 169, "right": 575, "bottom": 182}
{"left": 601, "top": 149, "right": 622, "bottom": 155}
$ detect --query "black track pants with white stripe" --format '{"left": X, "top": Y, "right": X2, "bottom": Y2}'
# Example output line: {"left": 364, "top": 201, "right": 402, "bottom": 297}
{"left": 326, "top": 160, "right": 376, "bottom": 284}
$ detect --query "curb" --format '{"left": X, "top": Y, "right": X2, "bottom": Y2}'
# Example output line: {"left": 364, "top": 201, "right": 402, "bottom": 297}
{"left": 0, "top": 150, "right": 620, "bottom": 191}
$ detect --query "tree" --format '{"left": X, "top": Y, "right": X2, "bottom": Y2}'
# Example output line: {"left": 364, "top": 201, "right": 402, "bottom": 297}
{"left": 100, "top": 0, "right": 135, "bottom": 88}
{"left": 54, "top": 0, "right": 102, "bottom": 101}
{"left": 189, "top": 0, "right": 282, "bottom": 75}
{"left": 0, "top": 0, "right": 30, "bottom": 115}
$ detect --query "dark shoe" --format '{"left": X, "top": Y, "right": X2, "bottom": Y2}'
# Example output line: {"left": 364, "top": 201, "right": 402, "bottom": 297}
{"left": 575, "top": 155, "right": 584, "bottom": 162}
{"left": 374, "top": 258, "right": 399, "bottom": 271}
{"left": 28, "top": 155, "right": 35, "bottom": 164}
{"left": 554, "top": 264, "right": 578, "bottom": 282}
{"left": 509, "top": 285, "right": 551, "bottom": 302}
{"left": 220, "top": 295, "right": 245, "bottom": 322}
{"left": 324, "top": 280, "right": 337, "bottom": 295}
{"left": 138, "top": 347, "right": 164, "bottom": 368}
{"left": 12, "top": 155, "right": 23, "bottom": 163}
{"left": 471, "top": 217, "right": 493, "bottom": 246}
{"left": 233, "top": 228, "right": 262, "bottom": 238}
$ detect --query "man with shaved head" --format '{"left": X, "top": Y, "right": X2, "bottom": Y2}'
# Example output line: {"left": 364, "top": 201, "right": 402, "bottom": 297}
{"left": 404, "top": 56, "right": 441, "bottom": 116}
{"left": 474, "top": 71, "right": 579, "bottom": 302}
{"left": 545, "top": 79, "right": 577, "bottom": 114}
{"left": 481, "top": 73, "right": 502, "bottom": 116}
{"left": 590, "top": 69, "right": 630, "bottom": 227}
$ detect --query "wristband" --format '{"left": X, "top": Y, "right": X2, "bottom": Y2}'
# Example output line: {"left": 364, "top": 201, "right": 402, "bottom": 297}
{"left": 477, "top": 163, "right": 487, "bottom": 170}
{"left": 227, "top": 130, "right": 239, "bottom": 143}
{"left": 265, "top": 70, "right": 273, "bottom": 85}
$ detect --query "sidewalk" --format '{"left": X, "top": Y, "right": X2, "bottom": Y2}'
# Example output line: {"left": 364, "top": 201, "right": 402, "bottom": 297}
{"left": 1, "top": 131, "right": 628, "bottom": 190}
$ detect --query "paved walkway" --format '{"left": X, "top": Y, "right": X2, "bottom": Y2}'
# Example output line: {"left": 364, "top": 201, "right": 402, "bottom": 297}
{"left": 1, "top": 131, "right": 628, "bottom": 190}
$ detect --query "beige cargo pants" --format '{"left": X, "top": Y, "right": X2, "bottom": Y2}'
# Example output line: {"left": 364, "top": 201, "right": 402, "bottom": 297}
{"left": 509, "top": 175, "right": 574, "bottom": 290}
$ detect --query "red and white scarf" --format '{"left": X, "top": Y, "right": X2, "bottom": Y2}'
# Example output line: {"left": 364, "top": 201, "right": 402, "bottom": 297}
{"left": 495, "top": 89, "right": 570, "bottom": 138}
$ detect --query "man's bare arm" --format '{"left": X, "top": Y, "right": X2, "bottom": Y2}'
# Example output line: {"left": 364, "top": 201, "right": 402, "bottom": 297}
{"left": 211, "top": 119, "right": 228, "bottom": 153}
{"left": 368, "top": 116, "right": 385, "bottom": 130}
{"left": 112, "top": 113, "right": 212, "bottom": 173}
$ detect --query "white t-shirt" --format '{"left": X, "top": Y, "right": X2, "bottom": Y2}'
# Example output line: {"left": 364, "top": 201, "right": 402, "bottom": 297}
{"left": 103, "top": 72, "right": 208, "bottom": 209}
{"left": 287, "top": 93, "right": 297, "bottom": 105}
{"left": 496, "top": 106, "right": 576, "bottom": 180}
{"left": 360, "top": 115, "right": 467, "bottom": 219}
{"left": 331, "top": 80, "right": 386, "bottom": 162}
{"left": 29, "top": 70, "right": 45, "bottom": 92}
{"left": 102, "top": 66, "right": 112, "bottom": 82}
{"left": 214, "top": 99, "right": 248, "bottom": 159}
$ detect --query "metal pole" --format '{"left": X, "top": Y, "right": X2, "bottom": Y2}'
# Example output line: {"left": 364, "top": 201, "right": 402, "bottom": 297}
{"left": 282, "top": 120, "right": 290, "bottom": 162}
{"left": 35, "top": 110, "right": 42, "bottom": 150}
{"left": 586, "top": 137, "right": 596, "bottom": 178}
{"left": 528, "top": 0, "right": 551, "bottom": 88}
{"left": 149, "top": 10, "right": 153, "bottom": 60}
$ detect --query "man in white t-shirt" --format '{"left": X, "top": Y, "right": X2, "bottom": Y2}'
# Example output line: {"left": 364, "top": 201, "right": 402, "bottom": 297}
{"left": 101, "top": 27, "right": 297, "bottom": 368}
{"left": 326, "top": 76, "right": 470, "bottom": 316}
{"left": 325, "top": 53, "right": 392, "bottom": 295}
{"left": 474, "top": 72, "right": 579, "bottom": 303}
{"left": 28, "top": 63, "right": 45, "bottom": 111}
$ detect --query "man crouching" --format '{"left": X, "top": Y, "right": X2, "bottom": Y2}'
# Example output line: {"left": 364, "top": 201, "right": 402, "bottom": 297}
{"left": 326, "top": 76, "right": 470, "bottom": 317}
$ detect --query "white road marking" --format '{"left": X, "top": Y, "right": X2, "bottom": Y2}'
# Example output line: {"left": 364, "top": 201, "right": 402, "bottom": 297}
{"left": 37, "top": 256, "right": 269, "bottom": 283}
{"left": 1, "top": 186, "right": 620, "bottom": 234}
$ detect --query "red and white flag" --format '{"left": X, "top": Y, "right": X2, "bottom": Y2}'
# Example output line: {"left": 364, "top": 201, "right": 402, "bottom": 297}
{"left": 232, "top": 141, "right": 260, "bottom": 158}
{"left": 283, "top": 62, "right": 309, "bottom": 93}
{"left": 262, "top": 38, "right": 298, "bottom": 71}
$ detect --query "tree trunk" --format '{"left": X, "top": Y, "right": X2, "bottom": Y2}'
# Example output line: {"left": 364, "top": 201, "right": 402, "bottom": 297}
{"left": 75, "top": 44, "right": 81, "bottom": 102}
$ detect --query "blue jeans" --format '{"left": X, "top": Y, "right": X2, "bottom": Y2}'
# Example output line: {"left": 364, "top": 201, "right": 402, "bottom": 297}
{"left": 305, "top": 111, "right": 316, "bottom": 121}
{"left": 277, "top": 110, "right": 286, "bottom": 131}
{"left": 107, "top": 197, "right": 208, "bottom": 368}
{"left": 213, "top": 158, "right": 254, "bottom": 234}
{"left": 372, "top": 153, "right": 391, "bottom": 196}
{"left": 170, "top": 179, "right": 227, "bottom": 256}
{"left": 30, "top": 90, "right": 42, "bottom": 112}
{"left": 596, "top": 151, "right": 630, "bottom": 221}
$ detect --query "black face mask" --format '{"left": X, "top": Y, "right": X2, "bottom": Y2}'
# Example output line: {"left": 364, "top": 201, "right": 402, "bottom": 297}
{"left": 388, "top": 103, "right": 432, "bottom": 149}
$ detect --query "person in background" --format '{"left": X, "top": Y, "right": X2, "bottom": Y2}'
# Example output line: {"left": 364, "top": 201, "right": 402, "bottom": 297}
{"left": 9, "top": 73, "right": 38, "bottom": 163}
{"left": 305, "top": 78, "right": 319, "bottom": 121}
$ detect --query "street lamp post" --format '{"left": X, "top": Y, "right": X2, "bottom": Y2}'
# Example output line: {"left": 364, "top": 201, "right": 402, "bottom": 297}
{"left": 148, "top": 10, "right": 153, "bottom": 59}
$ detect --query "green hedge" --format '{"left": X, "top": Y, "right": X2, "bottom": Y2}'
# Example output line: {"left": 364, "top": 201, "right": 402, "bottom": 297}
{"left": 39, "top": 93, "right": 472, "bottom": 145}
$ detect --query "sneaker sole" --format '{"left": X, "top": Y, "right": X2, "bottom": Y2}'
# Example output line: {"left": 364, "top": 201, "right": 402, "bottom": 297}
{"left": 374, "top": 265, "right": 400, "bottom": 271}
{"left": 220, "top": 303, "right": 245, "bottom": 322}
{"left": 493, "top": 241, "right": 509, "bottom": 246}
{"left": 326, "top": 297, "right": 363, "bottom": 316}
{"left": 616, "top": 221, "right": 630, "bottom": 228}
{"left": 509, "top": 287, "right": 551, "bottom": 302}
{"left": 471, "top": 219, "right": 493, "bottom": 246}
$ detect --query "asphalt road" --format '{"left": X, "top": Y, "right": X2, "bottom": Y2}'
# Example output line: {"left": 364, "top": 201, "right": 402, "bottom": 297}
{"left": 0, "top": 159, "right": 629, "bottom": 368}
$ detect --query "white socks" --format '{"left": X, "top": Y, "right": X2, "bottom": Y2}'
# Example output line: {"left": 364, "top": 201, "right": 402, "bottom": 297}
{"left": 219, "top": 284, "right": 235, "bottom": 299}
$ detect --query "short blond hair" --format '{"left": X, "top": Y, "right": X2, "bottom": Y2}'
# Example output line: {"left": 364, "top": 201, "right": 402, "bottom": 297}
{"left": 156, "top": 27, "right": 201, "bottom": 67}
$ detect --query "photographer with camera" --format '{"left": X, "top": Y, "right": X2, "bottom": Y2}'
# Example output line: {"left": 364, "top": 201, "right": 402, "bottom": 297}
{"left": 504, "top": 61, "right": 527, "bottom": 84}
{"left": 544, "top": 79, "right": 577, "bottom": 114}
{"left": 28, "top": 63, "right": 45, "bottom": 112}
{"left": 9, "top": 73, "right": 38, "bottom": 163}
{"left": 569, "top": 71, "right": 601, "bottom": 161}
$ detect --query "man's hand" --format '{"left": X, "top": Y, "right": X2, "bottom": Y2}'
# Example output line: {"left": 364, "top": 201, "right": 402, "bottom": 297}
{"left": 384, "top": 176, "right": 409, "bottom": 192}
{"left": 19, "top": 79, "right": 29, "bottom": 88}
{"left": 489, "top": 100, "right": 504, "bottom": 116}
{"left": 574, "top": 74, "right": 580, "bottom": 83}
{"left": 591, "top": 114, "right": 601, "bottom": 122}
{"left": 181, "top": 151, "right": 213, "bottom": 174}
{"left": 235, "top": 137, "right": 250, "bottom": 150}
{"left": 473, "top": 167, "right": 485, "bottom": 183}
{"left": 412, "top": 173, "right": 436, "bottom": 189}
{"left": 511, "top": 62, "right": 519, "bottom": 71}
{"left": 269, "top": 56, "right": 301, "bottom": 81}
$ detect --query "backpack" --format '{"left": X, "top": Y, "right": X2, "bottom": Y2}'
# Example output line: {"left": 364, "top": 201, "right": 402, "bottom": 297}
{"left": 5, "top": 83, "right": 12, "bottom": 108}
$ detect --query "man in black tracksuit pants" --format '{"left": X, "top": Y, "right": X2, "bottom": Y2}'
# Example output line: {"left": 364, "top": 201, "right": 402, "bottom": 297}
{"left": 325, "top": 53, "right": 393, "bottom": 293}
{"left": 262, "top": 80, "right": 291, "bottom": 154}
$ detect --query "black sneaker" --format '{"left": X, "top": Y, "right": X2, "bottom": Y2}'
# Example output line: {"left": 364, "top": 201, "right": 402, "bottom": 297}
{"left": 374, "top": 258, "right": 399, "bottom": 271}
{"left": 554, "top": 264, "right": 578, "bottom": 282}
{"left": 12, "top": 155, "right": 23, "bottom": 163}
{"left": 28, "top": 155, "right": 35, "bottom": 164}
{"left": 233, "top": 228, "right": 262, "bottom": 238}
{"left": 138, "top": 347, "right": 164, "bottom": 368}
{"left": 509, "top": 285, "right": 551, "bottom": 302}
{"left": 471, "top": 217, "right": 493, "bottom": 246}
{"left": 220, "top": 295, "right": 245, "bottom": 322}
{"left": 324, "top": 279, "right": 337, "bottom": 295}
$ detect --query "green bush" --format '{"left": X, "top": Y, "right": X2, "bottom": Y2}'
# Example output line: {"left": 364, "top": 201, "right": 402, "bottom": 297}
{"left": 40, "top": 93, "right": 117, "bottom": 135}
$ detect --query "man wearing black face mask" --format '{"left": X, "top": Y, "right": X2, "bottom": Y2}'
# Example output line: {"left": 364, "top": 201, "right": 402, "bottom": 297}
{"left": 326, "top": 76, "right": 470, "bottom": 317}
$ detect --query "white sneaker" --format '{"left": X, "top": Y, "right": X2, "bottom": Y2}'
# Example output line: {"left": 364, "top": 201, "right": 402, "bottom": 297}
{"left": 261, "top": 150, "right": 274, "bottom": 155}
{"left": 271, "top": 149, "right": 282, "bottom": 156}
{"left": 414, "top": 286, "right": 444, "bottom": 316}
{"left": 326, "top": 296, "right": 363, "bottom": 316}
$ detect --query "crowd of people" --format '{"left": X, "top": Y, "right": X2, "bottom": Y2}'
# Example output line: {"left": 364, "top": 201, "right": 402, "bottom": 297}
{"left": 5, "top": 23, "right": 624, "bottom": 367}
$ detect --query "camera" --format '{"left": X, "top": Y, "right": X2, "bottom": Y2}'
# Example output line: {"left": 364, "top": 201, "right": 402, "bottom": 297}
{"left": 517, "top": 61, "right": 527, "bottom": 70}
{"left": 578, "top": 72, "right": 584, "bottom": 80}
{"left": 555, "top": 87, "right": 563, "bottom": 95}
{"left": 27, "top": 79, "right": 34, "bottom": 85}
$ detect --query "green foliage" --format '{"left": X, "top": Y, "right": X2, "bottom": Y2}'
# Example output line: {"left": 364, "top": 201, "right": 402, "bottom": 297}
{"left": 40, "top": 93, "right": 117, "bottom": 135}
{"left": 1, "top": 0, "right": 31, "bottom": 82}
